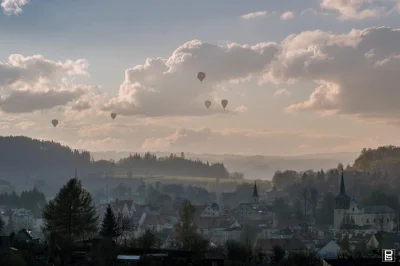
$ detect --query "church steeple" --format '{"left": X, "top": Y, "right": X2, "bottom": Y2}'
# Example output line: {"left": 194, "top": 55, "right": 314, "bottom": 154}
{"left": 335, "top": 170, "right": 350, "bottom": 209}
{"left": 253, "top": 181, "right": 259, "bottom": 198}
{"left": 252, "top": 181, "right": 259, "bottom": 205}
{"left": 74, "top": 168, "right": 78, "bottom": 179}
{"left": 339, "top": 170, "right": 346, "bottom": 195}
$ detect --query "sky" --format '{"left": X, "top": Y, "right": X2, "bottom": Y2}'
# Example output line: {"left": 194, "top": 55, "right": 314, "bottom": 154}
{"left": 0, "top": 0, "right": 400, "bottom": 156}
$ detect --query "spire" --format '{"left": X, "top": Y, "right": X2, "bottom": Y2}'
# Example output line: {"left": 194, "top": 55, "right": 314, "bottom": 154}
{"left": 339, "top": 171, "right": 346, "bottom": 195}
{"left": 253, "top": 181, "right": 259, "bottom": 198}
{"left": 74, "top": 168, "right": 78, "bottom": 179}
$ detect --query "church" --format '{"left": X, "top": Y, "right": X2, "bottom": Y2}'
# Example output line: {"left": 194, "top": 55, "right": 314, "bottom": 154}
{"left": 334, "top": 172, "right": 396, "bottom": 232}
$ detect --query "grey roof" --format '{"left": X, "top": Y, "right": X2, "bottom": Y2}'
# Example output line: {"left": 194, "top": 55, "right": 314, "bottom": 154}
{"left": 363, "top": 205, "right": 395, "bottom": 214}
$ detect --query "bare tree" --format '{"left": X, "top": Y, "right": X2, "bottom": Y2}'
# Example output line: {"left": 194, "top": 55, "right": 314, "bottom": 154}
{"left": 230, "top": 172, "right": 244, "bottom": 180}
{"left": 374, "top": 212, "right": 385, "bottom": 231}
{"left": 116, "top": 213, "right": 135, "bottom": 244}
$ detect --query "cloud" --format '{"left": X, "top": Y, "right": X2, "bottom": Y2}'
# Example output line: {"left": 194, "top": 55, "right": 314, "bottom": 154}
{"left": 1, "top": 0, "right": 28, "bottom": 15}
{"left": 274, "top": 88, "right": 291, "bottom": 97}
{"left": 320, "top": 0, "right": 400, "bottom": 20}
{"left": 240, "top": 11, "right": 267, "bottom": 20}
{"left": 0, "top": 54, "right": 93, "bottom": 114}
{"left": 263, "top": 27, "right": 400, "bottom": 121}
{"left": 142, "top": 127, "right": 212, "bottom": 150}
{"left": 0, "top": 88, "right": 86, "bottom": 113}
{"left": 140, "top": 127, "right": 377, "bottom": 155}
{"left": 103, "top": 40, "right": 279, "bottom": 117}
{"left": 280, "top": 11, "right": 294, "bottom": 20}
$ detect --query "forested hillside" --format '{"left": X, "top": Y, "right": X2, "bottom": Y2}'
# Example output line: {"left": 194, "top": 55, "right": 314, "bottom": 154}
{"left": 353, "top": 146, "right": 400, "bottom": 174}
{"left": 0, "top": 136, "right": 229, "bottom": 179}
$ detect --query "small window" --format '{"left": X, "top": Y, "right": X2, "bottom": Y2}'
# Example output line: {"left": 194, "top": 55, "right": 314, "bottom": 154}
{"left": 352, "top": 208, "right": 355, "bottom": 211}
{"left": 367, "top": 219, "right": 369, "bottom": 223}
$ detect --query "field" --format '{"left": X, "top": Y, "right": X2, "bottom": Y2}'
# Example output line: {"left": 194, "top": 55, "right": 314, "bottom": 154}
{"left": 104, "top": 172, "right": 271, "bottom": 192}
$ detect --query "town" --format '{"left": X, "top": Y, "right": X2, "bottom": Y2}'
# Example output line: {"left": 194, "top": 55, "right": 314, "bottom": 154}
{"left": 1, "top": 140, "right": 400, "bottom": 265}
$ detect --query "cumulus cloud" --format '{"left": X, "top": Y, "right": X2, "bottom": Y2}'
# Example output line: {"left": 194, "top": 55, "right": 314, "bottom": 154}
{"left": 240, "top": 11, "right": 267, "bottom": 20}
{"left": 274, "top": 88, "right": 291, "bottom": 97}
{"left": 1, "top": 0, "right": 28, "bottom": 15}
{"left": 280, "top": 11, "right": 294, "bottom": 20}
{"left": 320, "top": 0, "right": 400, "bottom": 20}
{"left": 103, "top": 40, "right": 278, "bottom": 117}
{"left": 264, "top": 27, "right": 400, "bottom": 121}
{"left": 142, "top": 128, "right": 212, "bottom": 150}
{"left": 0, "top": 54, "right": 93, "bottom": 114}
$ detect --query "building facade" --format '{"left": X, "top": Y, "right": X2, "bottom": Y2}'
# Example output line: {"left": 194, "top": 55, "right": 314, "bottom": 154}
{"left": 333, "top": 172, "right": 396, "bottom": 232}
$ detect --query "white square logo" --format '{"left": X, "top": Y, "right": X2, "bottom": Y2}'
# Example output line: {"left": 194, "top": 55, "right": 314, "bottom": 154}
{"left": 382, "top": 249, "right": 396, "bottom": 262}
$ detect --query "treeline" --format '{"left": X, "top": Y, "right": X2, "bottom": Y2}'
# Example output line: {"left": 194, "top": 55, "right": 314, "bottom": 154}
{"left": 0, "top": 187, "right": 46, "bottom": 211}
{"left": 0, "top": 136, "right": 90, "bottom": 172}
{"left": 117, "top": 152, "right": 229, "bottom": 178}
{"left": 0, "top": 136, "right": 229, "bottom": 179}
{"left": 354, "top": 145, "right": 400, "bottom": 174}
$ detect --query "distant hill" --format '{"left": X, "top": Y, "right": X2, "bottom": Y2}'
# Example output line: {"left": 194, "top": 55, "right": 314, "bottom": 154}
{"left": 92, "top": 151, "right": 359, "bottom": 180}
{"left": 0, "top": 136, "right": 229, "bottom": 184}
{"left": 353, "top": 146, "right": 400, "bottom": 174}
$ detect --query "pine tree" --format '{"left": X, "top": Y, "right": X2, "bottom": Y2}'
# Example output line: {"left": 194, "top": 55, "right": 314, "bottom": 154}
{"left": 100, "top": 204, "right": 119, "bottom": 239}
{"left": 0, "top": 216, "right": 4, "bottom": 234}
{"left": 42, "top": 178, "right": 98, "bottom": 242}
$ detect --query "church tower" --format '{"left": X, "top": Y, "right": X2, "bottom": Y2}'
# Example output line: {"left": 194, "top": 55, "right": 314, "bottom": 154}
{"left": 333, "top": 171, "right": 350, "bottom": 229}
{"left": 252, "top": 181, "right": 259, "bottom": 206}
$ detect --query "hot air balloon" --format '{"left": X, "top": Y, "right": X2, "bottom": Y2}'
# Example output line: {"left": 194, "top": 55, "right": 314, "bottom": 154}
{"left": 51, "top": 119, "right": 58, "bottom": 127}
{"left": 221, "top": 99, "right": 228, "bottom": 109}
{"left": 197, "top": 72, "right": 206, "bottom": 82}
{"left": 205, "top": 100, "right": 211, "bottom": 108}
{"left": 111, "top": 112, "right": 117, "bottom": 120}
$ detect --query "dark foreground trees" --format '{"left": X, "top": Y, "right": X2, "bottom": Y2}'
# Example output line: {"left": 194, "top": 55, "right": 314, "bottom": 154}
{"left": 100, "top": 204, "right": 120, "bottom": 239}
{"left": 42, "top": 178, "right": 98, "bottom": 242}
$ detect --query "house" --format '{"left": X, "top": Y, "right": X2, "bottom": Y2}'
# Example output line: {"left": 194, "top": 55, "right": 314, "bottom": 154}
{"left": 253, "top": 237, "right": 308, "bottom": 256}
{"left": 10, "top": 208, "right": 34, "bottom": 231}
{"left": 366, "top": 231, "right": 400, "bottom": 251}
{"left": 138, "top": 213, "right": 177, "bottom": 233}
{"left": 199, "top": 203, "right": 221, "bottom": 217}
{"left": 33, "top": 206, "right": 43, "bottom": 233}
{"left": 15, "top": 229, "right": 39, "bottom": 244}
{"left": 317, "top": 240, "right": 341, "bottom": 259}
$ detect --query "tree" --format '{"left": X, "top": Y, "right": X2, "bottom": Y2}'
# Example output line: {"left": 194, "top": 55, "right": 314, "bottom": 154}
{"left": 175, "top": 199, "right": 205, "bottom": 251}
{"left": 115, "top": 213, "right": 134, "bottom": 244}
{"left": 100, "top": 204, "right": 120, "bottom": 239}
{"left": 316, "top": 192, "right": 335, "bottom": 225}
{"left": 42, "top": 178, "right": 98, "bottom": 242}
{"left": 309, "top": 187, "right": 319, "bottom": 221}
{"left": 339, "top": 234, "right": 351, "bottom": 257}
{"left": 272, "top": 198, "right": 291, "bottom": 220}
{"left": 374, "top": 212, "right": 385, "bottom": 231}
{"left": 230, "top": 172, "right": 244, "bottom": 180}
{"left": 0, "top": 216, "right": 4, "bottom": 234}
{"left": 6, "top": 216, "right": 14, "bottom": 235}
{"left": 135, "top": 229, "right": 158, "bottom": 249}
{"left": 225, "top": 240, "right": 252, "bottom": 263}
{"left": 270, "top": 245, "right": 285, "bottom": 265}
